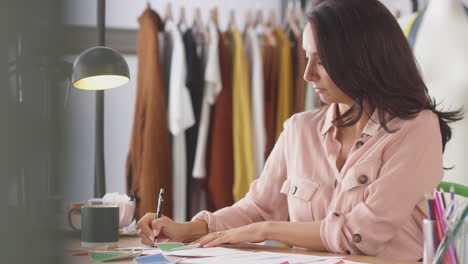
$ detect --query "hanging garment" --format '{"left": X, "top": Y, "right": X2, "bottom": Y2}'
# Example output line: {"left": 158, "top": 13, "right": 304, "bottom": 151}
{"left": 231, "top": 27, "right": 255, "bottom": 202}
{"left": 165, "top": 21, "right": 195, "bottom": 223}
{"left": 192, "top": 21, "right": 222, "bottom": 179}
{"left": 262, "top": 36, "right": 279, "bottom": 160}
{"left": 207, "top": 31, "right": 234, "bottom": 212}
{"left": 304, "top": 81, "right": 317, "bottom": 111}
{"left": 273, "top": 26, "right": 293, "bottom": 140}
{"left": 126, "top": 8, "right": 173, "bottom": 219}
{"left": 190, "top": 26, "right": 210, "bottom": 216}
{"left": 183, "top": 28, "right": 206, "bottom": 219}
{"left": 293, "top": 34, "right": 307, "bottom": 113}
{"left": 244, "top": 27, "right": 266, "bottom": 179}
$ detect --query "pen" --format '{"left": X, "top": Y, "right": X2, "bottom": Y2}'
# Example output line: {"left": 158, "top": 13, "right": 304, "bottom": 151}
{"left": 154, "top": 188, "right": 164, "bottom": 245}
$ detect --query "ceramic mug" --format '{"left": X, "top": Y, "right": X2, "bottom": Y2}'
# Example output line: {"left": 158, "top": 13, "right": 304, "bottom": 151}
{"left": 68, "top": 205, "right": 119, "bottom": 248}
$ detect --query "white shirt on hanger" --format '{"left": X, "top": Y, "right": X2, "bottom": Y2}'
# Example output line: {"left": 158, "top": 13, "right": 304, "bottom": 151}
{"left": 244, "top": 27, "right": 266, "bottom": 178}
{"left": 166, "top": 21, "right": 195, "bottom": 222}
{"left": 192, "top": 21, "right": 222, "bottom": 179}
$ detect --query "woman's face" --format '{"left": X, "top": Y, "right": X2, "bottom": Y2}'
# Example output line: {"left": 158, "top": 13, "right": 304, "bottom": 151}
{"left": 303, "top": 23, "right": 353, "bottom": 106}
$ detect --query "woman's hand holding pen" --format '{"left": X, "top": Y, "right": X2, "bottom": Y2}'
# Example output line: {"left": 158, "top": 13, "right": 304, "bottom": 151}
{"left": 137, "top": 213, "right": 209, "bottom": 247}
{"left": 192, "top": 222, "right": 268, "bottom": 248}
{"left": 137, "top": 214, "right": 184, "bottom": 246}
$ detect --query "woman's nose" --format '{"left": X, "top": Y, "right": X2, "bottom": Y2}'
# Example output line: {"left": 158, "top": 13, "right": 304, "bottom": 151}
{"left": 304, "top": 66, "right": 319, "bottom": 82}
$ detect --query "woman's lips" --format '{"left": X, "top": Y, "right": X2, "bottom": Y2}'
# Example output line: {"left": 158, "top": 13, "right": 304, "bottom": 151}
{"left": 314, "top": 87, "right": 324, "bottom": 93}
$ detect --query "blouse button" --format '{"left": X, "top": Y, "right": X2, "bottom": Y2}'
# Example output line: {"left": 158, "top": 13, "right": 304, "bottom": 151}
{"left": 360, "top": 133, "right": 370, "bottom": 138}
{"left": 355, "top": 141, "right": 364, "bottom": 149}
{"left": 353, "top": 234, "right": 362, "bottom": 243}
{"left": 358, "top": 175, "right": 369, "bottom": 184}
{"left": 346, "top": 250, "right": 351, "bottom": 254}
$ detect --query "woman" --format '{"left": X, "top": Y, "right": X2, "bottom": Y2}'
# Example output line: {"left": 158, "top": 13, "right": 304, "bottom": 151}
{"left": 137, "top": 0, "right": 462, "bottom": 260}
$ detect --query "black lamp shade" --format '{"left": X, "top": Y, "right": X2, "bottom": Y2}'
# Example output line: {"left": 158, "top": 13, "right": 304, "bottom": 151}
{"left": 72, "top": 46, "right": 130, "bottom": 90}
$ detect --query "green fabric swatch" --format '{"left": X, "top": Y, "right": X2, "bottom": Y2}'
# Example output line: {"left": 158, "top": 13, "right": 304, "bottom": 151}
{"left": 156, "top": 243, "right": 186, "bottom": 252}
{"left": 89, "top": 251, "right": 141, "bottom": 262}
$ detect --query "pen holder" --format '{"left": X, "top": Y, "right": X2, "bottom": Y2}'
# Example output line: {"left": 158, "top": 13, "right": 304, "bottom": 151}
{"left": 452, "top": 216, "right": 467, "bottom": 264}
{"left": 423, "top": 219, "right": 436, "bottom": 264}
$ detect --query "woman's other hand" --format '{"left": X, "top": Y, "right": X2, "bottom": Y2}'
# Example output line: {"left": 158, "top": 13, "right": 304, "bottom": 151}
{"left": 194, "top": 222, "right": 268, "bottom": 248}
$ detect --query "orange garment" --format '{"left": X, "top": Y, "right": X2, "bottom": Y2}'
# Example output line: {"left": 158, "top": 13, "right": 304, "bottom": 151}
{"left": 262, "top": 39, "right": 278, "bottom": 159}
{"left": 207, "top": 31, "right": 234, "bottom": 211}
{"left": 126, "top": 8, "right": 173, "bottom": 220}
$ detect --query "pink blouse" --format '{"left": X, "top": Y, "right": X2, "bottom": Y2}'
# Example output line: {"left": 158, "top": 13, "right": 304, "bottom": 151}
{"left": 193, "top": 103, "right": 443, "bottom": 261}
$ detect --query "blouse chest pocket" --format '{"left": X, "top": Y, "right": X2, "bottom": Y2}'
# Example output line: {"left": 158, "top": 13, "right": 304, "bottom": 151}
{"left": 341, "top": 158, "right": 382, "bottom": 193}
{"left": 280, "top": 178, "right": 320, "bottom": 200}
{"left": 280, "top": 178, "right": 320, "bottom": 220}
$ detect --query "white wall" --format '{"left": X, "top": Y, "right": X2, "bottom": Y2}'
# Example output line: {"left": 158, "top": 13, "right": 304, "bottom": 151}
{"left": 64, "top": 0, "right": 283, "bottom": 31}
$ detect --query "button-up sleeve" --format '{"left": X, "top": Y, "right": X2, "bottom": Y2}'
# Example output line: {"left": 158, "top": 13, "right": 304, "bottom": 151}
{"left": 320, "top": 111, "right": 443, "bottom": 256}
{"left": 192, "top": 120, "right": 291, "bottom": 232}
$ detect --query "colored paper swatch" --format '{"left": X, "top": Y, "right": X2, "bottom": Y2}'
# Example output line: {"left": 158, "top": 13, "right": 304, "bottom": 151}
{"left": 89, "top": 251, "right": 141, "bottom": 262}
{"left": 156, "top": 243, "right": 185, "bottom": 252}
{"left": 156, "top": 242, "right": 199, "bottom": 252}
{"left": 133, "top": 253, "right": 177, "bottom": 264}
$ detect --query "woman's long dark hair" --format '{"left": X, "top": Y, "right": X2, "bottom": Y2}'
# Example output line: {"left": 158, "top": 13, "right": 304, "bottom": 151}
{"left": 306, "top": 0, "right": 463, "bottom": 153}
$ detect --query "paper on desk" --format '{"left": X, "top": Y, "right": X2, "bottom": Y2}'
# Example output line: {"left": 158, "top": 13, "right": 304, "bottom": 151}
{"left": 140, "top": 249, "right": 164, "bottom": 255}
{"left": 179, "top": 250, "right": 344, "bottom": 264}
{"left": 118, "top": 245, "right": 154, "bottom": 250}
{"left": 334, "top": 261, "right": 369, "bottom": 264}
{"left": 307, "top": 260, "right": 367, "bottom": 264}
{"left": 165, "top": 247, "right": 243, "bottom": 257}
{"left": 116, "top": 246, "right": 162, "bottom": 255}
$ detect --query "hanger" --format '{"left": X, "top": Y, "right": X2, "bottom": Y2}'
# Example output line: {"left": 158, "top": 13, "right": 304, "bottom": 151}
{"left": 178, "top": 7, "right": 188, "bottom": 29}
{"left": 411, "top": 0, "right": 418, "bottom": 12}
{"left": 268, "top": 8, "right": 277, "bottom": 28}
{"left": 165, "top": 3, "right": 173, "bottom": 22}
{"left": 256, "top": 9, "right": 277, "bottom": 47}
{"left": 210, "top": 7, "right": 219, "bottom": 29}
{"left": 193, "top": 7, "right": 211, "bottom": 44}
{"left": 228, "top": 8, "right": 236, "bottom": 29}
{"left": 244, "top": 9, "right": 254, "bottom": 33}
{"left": 282, "top": 4, "right": 301, "bottom": 38}
{"left": 294, "top": 0, "right": 306, "bottom": 27}
{"left": 395, "top": 9, "right": 402, "bottom": 19}
{"left": 282, "top": 1, "right": 293, "bottom": 29}
{"left": 146, "top": 0, "right": 151, "bottom": 9}
{"left": 255, "top": 9, "right": 263, "bottom": 27}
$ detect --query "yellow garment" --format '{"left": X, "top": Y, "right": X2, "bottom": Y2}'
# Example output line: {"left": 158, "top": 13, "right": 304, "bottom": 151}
{"left": 231, "top": 27, "right": 255, "bottom": 202}
{"left": 274, "top": 27, "right": 294, "bottom": 140}
{"left": 403, "top": 12, "right": 420, "bottom": 37}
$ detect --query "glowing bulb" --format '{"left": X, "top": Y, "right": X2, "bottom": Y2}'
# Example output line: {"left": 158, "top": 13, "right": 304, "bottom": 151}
{"left": 73, "top": 75, "right": 129, "bottom": 90}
